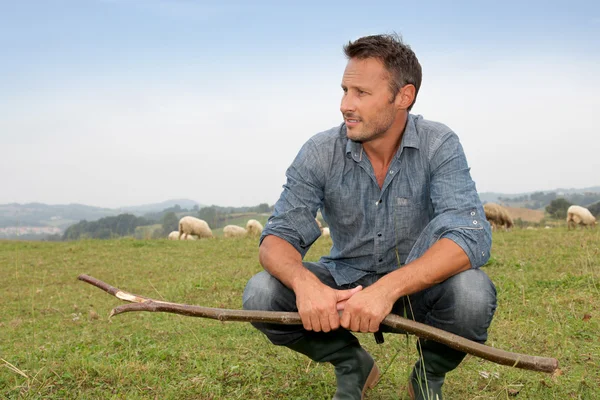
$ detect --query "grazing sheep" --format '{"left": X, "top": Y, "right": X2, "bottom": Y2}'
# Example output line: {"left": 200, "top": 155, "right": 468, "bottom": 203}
{"left": 246, "top": 219, "right": 264, "bottom": 236}
{"left": 483, "top": 203, "right": 514, "bottom": 231}
{"left": 178, "top": 216, "right": 213, "bottom": 239}
{"left": 566, "top": 205, "right": 597, "bottom": 229}
{"left": 315, "top": 217, "right": 330, "bottom": 238}
{"left": 315, "top": 218, "right": 323, "bottom": 230}
{"left": 224, "top": 225, "right": 247, "bottom": 238}
{"left": 168, "top": 230, "right": 180, "bottom": 240}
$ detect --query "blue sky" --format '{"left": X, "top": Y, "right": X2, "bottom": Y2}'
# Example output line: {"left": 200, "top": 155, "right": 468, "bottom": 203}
{"left": 1, "top": 1, "right": 599, "bottom": 208}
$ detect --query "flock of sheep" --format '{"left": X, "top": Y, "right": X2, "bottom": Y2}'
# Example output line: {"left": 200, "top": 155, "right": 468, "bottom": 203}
{"left": 168, "top": 204, "right": 597, "bottom": 241}
{"left": 167, "top": 215, "right": 331, "bottom": 240}
{"left": 483, "top": 203, "right": 597, "bottom": 231}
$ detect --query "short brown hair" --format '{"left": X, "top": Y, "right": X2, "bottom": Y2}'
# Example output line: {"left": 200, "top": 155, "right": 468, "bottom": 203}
{"left": 344, "top": 33, "right": 422, "bottom": 110}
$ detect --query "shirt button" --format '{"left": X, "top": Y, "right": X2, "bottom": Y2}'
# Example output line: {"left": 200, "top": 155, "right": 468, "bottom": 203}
{"left": 470, "top": 211, "right": 475, "bottom": 216}
{"left": 473, "top": 220, "right": 478, "bottom": 225}
{"left": 389, "top": 170, "right": 394, "bottom": 174}
{"left": 377, "top": 233, "right": 382, "bottom": 237}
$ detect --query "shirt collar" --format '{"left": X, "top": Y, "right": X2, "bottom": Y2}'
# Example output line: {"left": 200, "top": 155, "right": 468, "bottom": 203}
{"left": 400, "top": 114, "right": 420, "bottom": 152}
{"left": 344, "top": 114, "right": 420, "bottom": 162}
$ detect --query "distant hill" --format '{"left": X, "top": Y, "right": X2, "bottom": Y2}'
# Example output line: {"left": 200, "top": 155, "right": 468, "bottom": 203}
{"left": 117, "top": 199, "right": 203, "bottom": 214}
{"left": 553, "top": 186, "right": 600, "bottom": 194}
{"left": 0, "top": 203, "right": 117, "bottom": 230}
{"left": 479, "top": 186, "right": 600, "bottom": 209}
{"left": 0, "top": 199, "right": 204, "bottom": 238}
{"left": 2, "top": 186, "right": 598, "bottom": 239}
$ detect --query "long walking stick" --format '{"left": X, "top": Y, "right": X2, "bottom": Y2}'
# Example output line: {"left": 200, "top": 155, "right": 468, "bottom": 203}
{"left": 78, "top": 274, "right": 558, "bottom": 373}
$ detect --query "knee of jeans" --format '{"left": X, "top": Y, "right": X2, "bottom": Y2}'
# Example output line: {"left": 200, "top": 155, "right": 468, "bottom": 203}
{"left": 242, "top": 270, "right": 291, "bottom": 311}
{"left": 446, "top": 269, "right": 497, "bottom": 340}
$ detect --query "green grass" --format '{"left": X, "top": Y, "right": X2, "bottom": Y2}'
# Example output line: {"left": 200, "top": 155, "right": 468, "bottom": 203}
{"left": 1, "top": 228, "right": 598, "bottom": 399}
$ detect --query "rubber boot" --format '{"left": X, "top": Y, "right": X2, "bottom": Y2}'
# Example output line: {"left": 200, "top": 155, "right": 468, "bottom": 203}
{"left": 286, "top": 330, "right": 380, "bottom": 400}
{"left": 408, "top": 339, "right": 467, "bottom": 400}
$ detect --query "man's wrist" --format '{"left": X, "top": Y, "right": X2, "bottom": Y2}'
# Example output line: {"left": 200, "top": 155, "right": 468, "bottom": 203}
{"left": 290, "top": 268, "right": 320, "bottom": 292}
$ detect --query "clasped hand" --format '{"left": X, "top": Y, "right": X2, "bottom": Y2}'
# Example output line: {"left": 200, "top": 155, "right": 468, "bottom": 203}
{"left": 295, "top": 281, "right": 393, "bottom": 333}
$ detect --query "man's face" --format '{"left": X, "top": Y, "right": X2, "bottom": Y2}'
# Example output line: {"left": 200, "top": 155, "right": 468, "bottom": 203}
{"left": 340, "top": 57, "right": 398, "bottom": 143}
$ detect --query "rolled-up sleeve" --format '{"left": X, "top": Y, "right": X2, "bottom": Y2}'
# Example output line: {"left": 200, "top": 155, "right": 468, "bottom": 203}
{"left": 406, "top": 132, "right": 491, "bottom": 268}
{"left": 260, "top": 139, "right": 325, "bottom": 257}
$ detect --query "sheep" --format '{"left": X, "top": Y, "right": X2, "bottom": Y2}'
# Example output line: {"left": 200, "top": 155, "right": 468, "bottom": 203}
{"left": 223, "top": 225, "right": 247, "bottom": 238}
{"left": 483, "top": 203, "right": 514, "bottom": 231}
{"left": 246, "top": 219, "right": 264, "bottom": 236}
{"left": 315, "top": 218, "right": 323, "bottom": 230}
{"left": 167, "top": 231, "right": 180, "bottom": 240}
{"left": 314, "top": 218, "right": 330, "bottom": 238}
{"left": 566, "top": 205, "right": 597, "bottom": 229}
{"left": 178, "top": 216, "right": 213, "bottom": 239}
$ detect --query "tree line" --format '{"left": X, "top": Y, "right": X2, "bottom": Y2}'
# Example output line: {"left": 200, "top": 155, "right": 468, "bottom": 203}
{"left": 58, "top": 198, "right": 600, "bottom": 241}
{"left": 62, "top": 203, "right": 273, "bottom": 240}
{"left": 498, "top": 191, "right": 600, "bottom": 210}
{"left": 63, "top": 214, "right": 152, "bottom": 240}
{"left": 545, "top": 198, "right": 600, "bottom": 219}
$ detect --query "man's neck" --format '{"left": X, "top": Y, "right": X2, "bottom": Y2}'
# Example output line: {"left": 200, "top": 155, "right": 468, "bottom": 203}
{"left": 362, "top": 114, "right": 408, "bottom": 169}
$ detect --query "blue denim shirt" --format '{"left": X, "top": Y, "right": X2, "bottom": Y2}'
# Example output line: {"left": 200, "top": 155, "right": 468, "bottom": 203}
{"left": 261, "top": 114, "right": 492, "bottom": 286}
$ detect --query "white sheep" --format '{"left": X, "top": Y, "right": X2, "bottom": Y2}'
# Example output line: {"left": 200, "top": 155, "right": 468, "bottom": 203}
{"left": 223, "top": 225, "right": 247, "bottom": 238}
{"left": 483, "top": 203, "right": 514, "bottom": 231}
{"left": 566, "top": 205, "right": 597, "bottom": 229}
{"left": 179, "top": 216, "right": 213, "bottom": 239}
{"left": 315, "top": 218, "right": 323, "bottom": 230}
{"left": 321, "top": 227, "right": 330, "bottom": 238}
{"left": 246, "top": 219, "right": 264, "bottom": 236}
{"left": 167, "top": 231, "right": 180, "bottom": 240}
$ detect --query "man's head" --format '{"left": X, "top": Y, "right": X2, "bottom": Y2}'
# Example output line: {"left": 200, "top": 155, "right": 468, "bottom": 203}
{"left": 340, "top": 34, "right": 422, "bottom": 143}
{"left": 343, "top": 33, "right": 422, "bottom": 111}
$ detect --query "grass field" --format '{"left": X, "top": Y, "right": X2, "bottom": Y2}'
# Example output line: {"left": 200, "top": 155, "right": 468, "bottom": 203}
{"left": 1, "top": 228, "right": 598, "bottom": 399}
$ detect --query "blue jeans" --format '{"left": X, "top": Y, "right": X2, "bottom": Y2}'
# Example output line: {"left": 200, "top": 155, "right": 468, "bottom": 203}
{"left": 243, "top": 262, "right": 497, "bottom": 346}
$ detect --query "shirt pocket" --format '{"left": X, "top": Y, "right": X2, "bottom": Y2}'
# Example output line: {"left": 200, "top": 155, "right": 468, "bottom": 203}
{"left": 324, "top": 186, "right": 363, "bottom": 225}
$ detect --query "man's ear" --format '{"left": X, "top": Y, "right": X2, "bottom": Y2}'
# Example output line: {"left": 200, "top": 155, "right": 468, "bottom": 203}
{"left": 395, "top": 84, "right": 416, "bottom": 110}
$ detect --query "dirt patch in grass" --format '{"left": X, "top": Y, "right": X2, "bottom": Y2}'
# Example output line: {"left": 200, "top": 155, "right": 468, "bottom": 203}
{"left": 506, "top": 206, "right": 545, "bottom": 222}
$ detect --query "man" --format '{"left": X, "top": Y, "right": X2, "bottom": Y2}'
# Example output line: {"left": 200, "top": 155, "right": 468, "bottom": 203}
{"left": 243, "top": 34, "right": 497, "bottom": 400}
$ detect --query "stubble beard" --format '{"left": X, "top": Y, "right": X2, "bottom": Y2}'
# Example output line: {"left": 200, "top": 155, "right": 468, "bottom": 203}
{"left": 346, "top": 105, "right": 397, "bottom": 143}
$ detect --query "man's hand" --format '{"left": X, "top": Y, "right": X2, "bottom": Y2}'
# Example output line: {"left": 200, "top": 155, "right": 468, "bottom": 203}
{"left": 295, "top": 280, "right": 362, "bottom": 333}
{"left": 339, "top": 283, "right": 395, "bottom": 333}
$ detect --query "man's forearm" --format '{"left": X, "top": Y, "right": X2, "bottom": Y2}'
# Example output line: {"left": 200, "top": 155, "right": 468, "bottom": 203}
{"left": 259, "top": 235, "right": 321, "bottom": 292}
{"left": 378, "top": 238, "right": 471, "bottom": 302}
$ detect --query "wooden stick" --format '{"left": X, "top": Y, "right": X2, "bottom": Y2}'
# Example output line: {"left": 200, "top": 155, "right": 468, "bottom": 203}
{"left": 78, "top": 274, "right": 558, "bottom": 373}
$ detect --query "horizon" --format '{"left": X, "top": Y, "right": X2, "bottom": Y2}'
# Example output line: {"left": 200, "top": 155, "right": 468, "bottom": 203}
{"left": 2, "top": 1, "right": 599, "bottom": 208}
{"left": 4, "top": 183, "right": 600, "bottom": 211}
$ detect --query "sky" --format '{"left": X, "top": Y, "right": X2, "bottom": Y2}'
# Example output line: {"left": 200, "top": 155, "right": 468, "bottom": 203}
{"left": 1, "top": 0, "right": 599, "bottom": 208}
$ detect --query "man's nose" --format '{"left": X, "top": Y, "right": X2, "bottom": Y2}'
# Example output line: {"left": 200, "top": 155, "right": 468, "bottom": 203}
{"left": 340, "top": 94, "right": 355, "bottom": 114}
